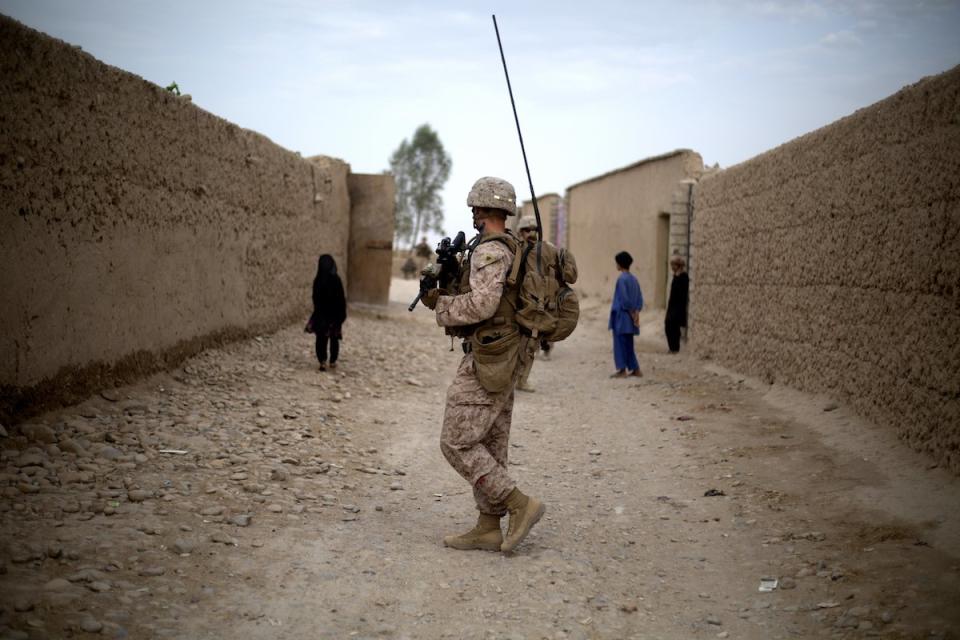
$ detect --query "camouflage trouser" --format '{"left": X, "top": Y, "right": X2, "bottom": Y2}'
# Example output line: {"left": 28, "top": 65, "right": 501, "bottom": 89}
{"left": 440, "top": 345, "right": 530, "bottom": 516}
{"left": 517, "top": 350, "right": 536, "bottom": 387}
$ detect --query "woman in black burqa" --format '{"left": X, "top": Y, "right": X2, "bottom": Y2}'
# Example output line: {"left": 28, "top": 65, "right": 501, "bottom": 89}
{"left": 309, "top": 254, "right": 346, "bottom": 371}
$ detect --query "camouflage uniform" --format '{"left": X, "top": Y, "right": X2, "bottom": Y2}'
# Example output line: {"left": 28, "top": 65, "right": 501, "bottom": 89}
{"left": 435, "top": 239, "right": 522, "bottom": 516}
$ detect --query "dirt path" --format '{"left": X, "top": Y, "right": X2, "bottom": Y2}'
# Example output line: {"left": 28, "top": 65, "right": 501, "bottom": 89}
{"left": 1, "top": 280, "right": 958, "bottom": 640}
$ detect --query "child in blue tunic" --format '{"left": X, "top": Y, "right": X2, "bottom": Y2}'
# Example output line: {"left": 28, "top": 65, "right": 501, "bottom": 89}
{"left": 608, "top": 251, "right": 644, "bottom": 377}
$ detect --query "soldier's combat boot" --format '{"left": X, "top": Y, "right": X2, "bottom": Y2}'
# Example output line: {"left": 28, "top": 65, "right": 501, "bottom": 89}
{"left": 443, "top": 513, "right": 503, "bottom": 551}
{"left": 501, "top": 488, "right": 546, "bottom": 553}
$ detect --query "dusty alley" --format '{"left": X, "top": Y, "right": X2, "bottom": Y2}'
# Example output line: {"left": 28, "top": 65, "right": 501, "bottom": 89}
{"left": 1, "top": 280, "right": 958, "bottom": 640}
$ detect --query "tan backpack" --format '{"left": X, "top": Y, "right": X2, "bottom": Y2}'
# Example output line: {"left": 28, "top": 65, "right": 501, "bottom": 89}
{"left": 508, "top": 241, "right": 579, "bottom": 342}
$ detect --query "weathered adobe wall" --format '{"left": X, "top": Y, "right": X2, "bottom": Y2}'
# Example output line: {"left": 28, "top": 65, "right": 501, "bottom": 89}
{"left": 692, "top": 65, "right": 960, "bottom": 473}
{"left": 567, "top": 150, "right": 704, "bottom": 305}
{"left": 346, "top": 173, "right": 395, "bottom": 305}
{"left": 0, "top": 15, "right": 353, "bottom": 420}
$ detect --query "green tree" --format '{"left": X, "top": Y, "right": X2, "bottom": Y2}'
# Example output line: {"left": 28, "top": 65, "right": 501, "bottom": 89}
{"left": 389, "top": 124, "right": 452, "bottom": 249}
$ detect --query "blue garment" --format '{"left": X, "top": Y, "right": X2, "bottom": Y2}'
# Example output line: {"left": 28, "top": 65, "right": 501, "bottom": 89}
{"left": 613, "top": 333, "right": 639, "bottom": 372}
{"left": 608, "top": 272, "right": 643, "bottom": 335}
{"left": 609, "top": 271, "right": 643, "bottom": 372}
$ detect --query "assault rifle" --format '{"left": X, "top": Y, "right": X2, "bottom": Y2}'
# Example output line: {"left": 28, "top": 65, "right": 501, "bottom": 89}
{"left": 408, "top": 231, "right": 467, "bottom": 311}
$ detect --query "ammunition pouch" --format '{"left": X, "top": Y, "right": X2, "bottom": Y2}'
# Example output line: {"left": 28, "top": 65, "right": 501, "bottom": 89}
{"left": 470, "top": 323, "right": 522, "bottom": 394}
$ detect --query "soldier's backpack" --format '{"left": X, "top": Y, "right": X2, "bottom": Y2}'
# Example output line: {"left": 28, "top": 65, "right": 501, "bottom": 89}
{"left": 508, "top": 240, "right": 579, "bottom": 341}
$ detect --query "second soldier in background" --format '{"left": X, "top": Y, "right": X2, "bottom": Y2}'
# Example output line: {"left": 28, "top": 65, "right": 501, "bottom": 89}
{"left": 515, "top": 216, "right": 552, "bottom": 392}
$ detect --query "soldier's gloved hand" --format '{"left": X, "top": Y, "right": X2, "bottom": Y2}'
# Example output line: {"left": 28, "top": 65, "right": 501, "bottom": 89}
{"left": 421, "top": 287, "right": 445, "bottom": 310}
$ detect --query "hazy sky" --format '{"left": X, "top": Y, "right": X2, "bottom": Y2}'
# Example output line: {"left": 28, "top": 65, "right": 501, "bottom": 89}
{"left": 3, "top": 0, "right": 959, "bottom": 242}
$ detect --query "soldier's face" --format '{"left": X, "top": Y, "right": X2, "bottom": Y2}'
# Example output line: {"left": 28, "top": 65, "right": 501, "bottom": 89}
{"left": 472, "top": 207, "right": 489, "bottom": 231}
{"left": 520, "top": 228, "right": 536, "bottom": 241}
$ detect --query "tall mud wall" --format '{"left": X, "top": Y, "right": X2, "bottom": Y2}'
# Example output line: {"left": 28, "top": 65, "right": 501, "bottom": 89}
{"left": 692, "top": 66, "right": 960, "bottom": 472}
{"left": 346, "top": 173, "right": 395, "bottom": 305}
{"left": 0, "top": 15, "right": 352, "bottom": 420}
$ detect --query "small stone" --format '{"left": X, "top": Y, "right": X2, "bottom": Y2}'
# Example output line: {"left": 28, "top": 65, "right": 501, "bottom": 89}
{"left": 59, "top": 438, "right": 88, "bottom": 456}
{"left": 230, "top": 515, "right": 252, "bottom": 527}
{"left": 43, "top": 578, "right": 73, "bottom": 591}
{"left": 87, "top": 580, "right": 111, "bottom": 592}
{"left": 389, "top": 481, "right": 403, "bottom": 491}
{"left": 200, "top": 506, "right": 224, "bottom": 516}
{"left": 139, "top": 567, "right": 165, "bottom": 577}
{"left": 10, "top": 544, "right": 43, "bottom": 563}
{"left": 98, "top": 446, "right": 124, "bottom": 460}
{"left": 267, "top": 504, "right": 283, "bottom": 513}
{"left": 127, "top": 490, "right": 152, "bottom": 502}
{"left": 22, "top": 423, "right": 58, "bottom": 444}
{"left": 880, "top": 610, "right": 894, "bottom": 624}
{"left": 705, "top": 614, "right": 722, "bottom": 625}
{"left": 716, "top": 633, "right": 729, "bottom": 639}
{"left": 588, "top": 450, "right": 601, "bottom": 456}
{"left": 67, "top": 568, "right": 107, "bottom": 583}
{"left": 210, "top": 532, "right": 238, "bottom": 545}
{"left": 823, "top": 403, "right": 839, "bottom": 412}
{"left": 172, "top": 539, "right": 196, "bottom": 554}
{"left": 230, "top": 472, "right": 248, "bottom": 481}
{"left": 14, "top": 453, "right": 44, "bottom": 467}
{"left": 14, "top": 596, "right": 36, "bottom": 611}
{"left": 80, "top": 618, "right": 103, "bottom": 633}
{"left": 779, "top": 577, "right": 797, "bottom": 590}
{"left": 270, "top": 468, "right": 289, "bottom": 482}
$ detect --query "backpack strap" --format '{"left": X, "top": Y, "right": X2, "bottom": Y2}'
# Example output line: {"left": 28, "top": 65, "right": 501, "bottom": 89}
{"left": 555, "top": 248, "right": 567, "bottom": 286}
{"left": 507, "top": 243, "right": 525, "bottom": 287}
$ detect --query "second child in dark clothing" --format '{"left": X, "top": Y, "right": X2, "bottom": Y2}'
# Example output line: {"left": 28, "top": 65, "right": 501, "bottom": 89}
{"left": 311, "top": 254, "right": 346, "bottom": 371}
{"left": 665, "top": 255, "right": 689, "bottom": 353}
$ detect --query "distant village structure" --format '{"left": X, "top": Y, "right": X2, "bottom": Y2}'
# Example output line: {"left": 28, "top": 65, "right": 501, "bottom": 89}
{"left": 565, "top": 150, "right": 706, "bottom": 307}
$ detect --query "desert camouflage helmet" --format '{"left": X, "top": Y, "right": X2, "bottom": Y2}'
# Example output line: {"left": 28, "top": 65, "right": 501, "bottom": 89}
{"left": 518, "top": 216, "right": 537, "bottom": 231}
{"left": 467, "top": 176, "right": 517, "bottom": 216}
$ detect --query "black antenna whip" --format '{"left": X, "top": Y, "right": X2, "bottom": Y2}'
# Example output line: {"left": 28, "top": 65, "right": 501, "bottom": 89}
{"left": 492, "top": 15, "right": 542, "bottom": 241}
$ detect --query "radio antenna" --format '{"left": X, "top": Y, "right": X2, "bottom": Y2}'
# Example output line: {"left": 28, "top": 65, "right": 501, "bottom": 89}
{"left": 492, "top": 15, "right": 542, "bottom": 240}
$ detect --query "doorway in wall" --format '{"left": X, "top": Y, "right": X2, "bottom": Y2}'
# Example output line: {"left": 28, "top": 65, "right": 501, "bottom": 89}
{"left": 655, "top": 213, "right": 669, "bottom": 308}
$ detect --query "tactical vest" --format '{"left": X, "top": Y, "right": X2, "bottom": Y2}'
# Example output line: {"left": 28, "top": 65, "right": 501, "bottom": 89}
{"left": 448, "top": 231, "right": 522, "bottom": 339}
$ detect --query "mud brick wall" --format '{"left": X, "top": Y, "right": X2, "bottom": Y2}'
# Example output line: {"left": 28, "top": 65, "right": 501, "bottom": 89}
{"left": 691, "top": 65, "right": 960, "bottom": 473}
{"left": 346, "top": 173, "right": 395, "bottom": 306}
{"left": 0, "top": 15, "right": 352, "bottom": 419}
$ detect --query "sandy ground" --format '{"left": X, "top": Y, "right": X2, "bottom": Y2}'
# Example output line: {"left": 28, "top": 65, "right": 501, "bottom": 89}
{"left": 1, "top": 278, "right": 958, "bottom": 640}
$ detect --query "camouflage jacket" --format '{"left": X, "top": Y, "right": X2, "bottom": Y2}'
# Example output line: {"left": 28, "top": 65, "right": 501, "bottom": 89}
{"left": 435, "top": 239, "right": 513, "bottom": 327}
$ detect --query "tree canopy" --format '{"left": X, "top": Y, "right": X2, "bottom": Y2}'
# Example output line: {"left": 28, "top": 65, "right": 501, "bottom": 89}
{"left": 389, "top": 124, "right": 452, "bottom": 249}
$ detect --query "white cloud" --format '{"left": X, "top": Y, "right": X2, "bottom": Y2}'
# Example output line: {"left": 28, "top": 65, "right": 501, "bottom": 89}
{"left": 751, "top": 0, "right": 827, "bottom": 19}
{"left": 819, "top": 29, "right": 864, "bottom": 47}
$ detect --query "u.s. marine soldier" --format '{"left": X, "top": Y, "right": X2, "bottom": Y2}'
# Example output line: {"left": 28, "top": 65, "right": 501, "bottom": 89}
{"left": 421, "top": 177, "right": 546, "bottom": 554}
